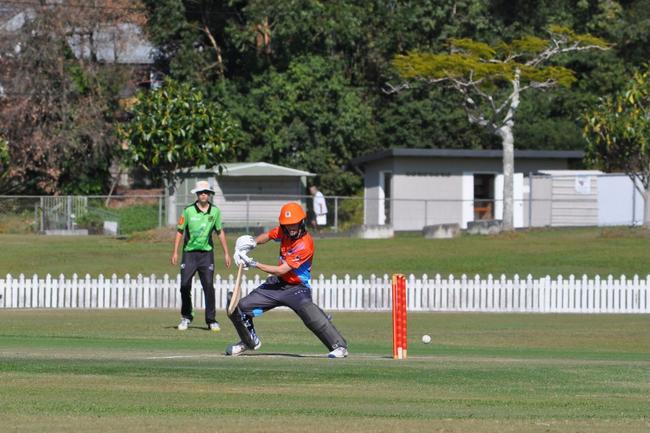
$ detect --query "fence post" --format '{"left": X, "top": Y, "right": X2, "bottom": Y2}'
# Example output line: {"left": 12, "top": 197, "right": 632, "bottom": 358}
{"left": 528, "top": 172, "right": 533, "bottom": 228}
{"left": 631, "top": 179, "right": 636, "bottom": 225}
{"left": 39, "top": 197, "right": 44, "bottom": 232}
{"left": 158, "top": 196, "right": 163, "bottom": 228}
{"left": 246, "top": 194, "right": 250, "bottom": 233}
{"left": 334, "top": 196, "right": 338, "bottom": 232}
{"left": 424, "top": 200, "right": 428, "bottom": 227}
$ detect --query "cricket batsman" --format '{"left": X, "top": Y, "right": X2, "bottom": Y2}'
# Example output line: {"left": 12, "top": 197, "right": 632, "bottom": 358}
{"left": 226, "top": 202, "right": 348, "bottom": 358}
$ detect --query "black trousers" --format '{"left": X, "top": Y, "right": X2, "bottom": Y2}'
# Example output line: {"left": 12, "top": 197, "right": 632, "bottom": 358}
{"left": 233, "top": 276, "right": 347, "bottom": 350}
{"left": 179, "top": 251, "right": 216, "bottom": 324}
{"left": 238, "top": 276, "right": 312, "bottom": 314}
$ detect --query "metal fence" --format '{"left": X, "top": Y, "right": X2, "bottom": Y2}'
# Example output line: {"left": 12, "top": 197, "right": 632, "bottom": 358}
{"left": 0, "top": 194, "right": 364, "bottom": 235}
{"left": 364, "top": 173, "right": 645, "bottom": 231}
{"left": 0, "top": 195, "right": 166, "bottom": 235}
{"left": 0, "top": 175, "right": 645, "bottom": 236}
{"left": 170, "top": 193, "right": 363, "bottom": 233}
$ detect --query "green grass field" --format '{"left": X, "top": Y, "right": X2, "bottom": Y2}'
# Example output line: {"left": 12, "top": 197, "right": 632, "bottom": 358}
{"left": 1, "top": 227, "right": 649, "bottom": 277}
{"left": 0, "top": 310, "right": 648, "bottom": 433}
{"left": 1, "top": 228, "right": 649, "bottom": 432}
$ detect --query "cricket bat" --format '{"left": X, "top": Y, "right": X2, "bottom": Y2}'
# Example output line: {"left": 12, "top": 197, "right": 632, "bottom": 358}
{"left": 227, "top": 263, "right": 244, "bottom": 316}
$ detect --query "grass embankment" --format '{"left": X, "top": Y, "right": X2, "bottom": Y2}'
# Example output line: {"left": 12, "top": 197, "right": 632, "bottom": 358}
{"left": 0, "top": 227, "right": 648, "bottom": 277}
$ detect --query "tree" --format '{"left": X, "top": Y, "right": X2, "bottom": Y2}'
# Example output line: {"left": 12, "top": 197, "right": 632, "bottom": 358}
{"left": 235, "top": 55, "right": 376, "bottom": 195}
{"left": 119, "top": 77, "right": 239, "bottom": 192}
{"left": 583, "top": 67, "right": 650, "bottom": 226}
{"left": 391, "top": 25, "right": 609, "bottom": 230}
{"left": 0, "top": 1, "right": 145, "bottom": 194}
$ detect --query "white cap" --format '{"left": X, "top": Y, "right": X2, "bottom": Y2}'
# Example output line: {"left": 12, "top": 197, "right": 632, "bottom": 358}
{"left": 190, "top": 180, "right": 215, "bottom": 194}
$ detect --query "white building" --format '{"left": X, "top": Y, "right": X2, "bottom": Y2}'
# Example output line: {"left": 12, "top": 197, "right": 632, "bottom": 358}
{"left": 351, "top": 148, "right": 584, "bottom": 230}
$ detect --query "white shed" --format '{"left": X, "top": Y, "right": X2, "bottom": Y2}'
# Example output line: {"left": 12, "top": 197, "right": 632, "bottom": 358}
{"left": 166, "top": 162, "right": 314, "bottom": 228}
{"left": 351, "top": 148, "right": 584, "bottom": 230}
{"left": 534, "top": 170, "right": 602, "bottom": 226}
{"left": 532, "top": 170, "right": 644, "bottom": 227}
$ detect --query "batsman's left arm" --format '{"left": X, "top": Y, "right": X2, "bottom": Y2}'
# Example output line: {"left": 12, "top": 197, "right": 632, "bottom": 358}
{"left": 255, "top": 261, "right": 291, "bottom": 277}
{"left": 255, "top": 232, "right": 271, "bottom": 245}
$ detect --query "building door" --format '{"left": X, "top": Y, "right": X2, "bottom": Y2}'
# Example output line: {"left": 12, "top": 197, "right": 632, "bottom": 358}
{"left": 474, "top": 174, "right": 495, "bottom": 220}
{"left": 379, "top": 171, "right": 392, "bottom": 225}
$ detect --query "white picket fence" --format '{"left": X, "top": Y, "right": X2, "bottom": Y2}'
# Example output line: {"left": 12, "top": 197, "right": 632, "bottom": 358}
{"left": 1, "top": 273, "right": 649, "bottom": 313}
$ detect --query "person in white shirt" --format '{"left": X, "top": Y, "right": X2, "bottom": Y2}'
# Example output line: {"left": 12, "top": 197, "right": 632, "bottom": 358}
{"left": 309, "top": 185, "right": 328, "bottom": 231}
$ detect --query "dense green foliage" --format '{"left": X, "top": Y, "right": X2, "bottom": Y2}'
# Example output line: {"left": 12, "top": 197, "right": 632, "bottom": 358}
{"left": 75, "top": 204, "right": 160, "bottom": 235}
{"left": 2, "top": 1, "right": 649, "bottom": 195}
{"left": 232, "top": 55, "right": 376, "bottom": 193}
{"left": 113, "top": 204, "right": 160, "bottom": 234}
{"left": 119, "top": 78, "right": 239, "bottom": 191}
{"left": 0, "top": 310, "right": 647, "bottom": 432}
{"left": 139, "top": 0, "right": 648, "bottom": 195}
{"left": 583, "top": 66, "right": 650, "bottom": 224}
{"left": 583, "top": 66, "right": 650, "bottom": 185}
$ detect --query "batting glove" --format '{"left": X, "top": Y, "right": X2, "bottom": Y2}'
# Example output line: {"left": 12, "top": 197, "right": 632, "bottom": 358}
{"left": 234, "top": 250, "right": 257, "bottom": 269}
{"left": 235, "top": 235, "right": 257, "bottom": 252}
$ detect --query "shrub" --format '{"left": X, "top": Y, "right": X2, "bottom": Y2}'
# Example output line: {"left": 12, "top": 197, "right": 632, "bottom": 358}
{"left": 338, "top": 195, "right": 364, "bottom": 231}
{"left": 114, "top": 204, "right": 159, "bottom": 235}
{"left": 76, "top": 213, "right": 104, "bottom": 234}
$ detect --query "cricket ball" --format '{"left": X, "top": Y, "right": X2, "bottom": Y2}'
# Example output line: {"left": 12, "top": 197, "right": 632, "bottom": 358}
{"left": 421, "top": 334, "right": 431, "bottom": 344}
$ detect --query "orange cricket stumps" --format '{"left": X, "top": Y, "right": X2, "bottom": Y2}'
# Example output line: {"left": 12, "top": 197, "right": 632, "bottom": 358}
{"left": 392, "top": 274, "right": 407, "bottom": 359}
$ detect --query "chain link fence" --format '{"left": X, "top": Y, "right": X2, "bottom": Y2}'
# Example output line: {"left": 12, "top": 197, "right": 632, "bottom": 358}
{"left": 0, "top": 176, "right": 644, "bottom": 236}
{"left": 0, "top": 195, "right": 165, "bottom": 236}
{"left": 0, "top": 194, "right": 365, "bottom": 236}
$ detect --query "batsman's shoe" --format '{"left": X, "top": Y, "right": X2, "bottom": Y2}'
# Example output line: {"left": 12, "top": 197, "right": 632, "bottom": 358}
{"left": 225, "top": 338, "right": 261, "bottom": 356}
{"left": 209, "top": 322, "right": 221, "bottom": 332}
{"left": 327, "top": 347, "right": 348, "bottom": 358}
{"left": 177, "top": 318, "right": 191, "bottom": 331}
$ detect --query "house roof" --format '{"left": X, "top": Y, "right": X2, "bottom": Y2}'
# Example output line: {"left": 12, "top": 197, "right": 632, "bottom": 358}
{"left": 190, "top": 162, "right": 315, "bottom": 177}
{"left": 537, "top": 170, "right": 603, "bottom": 176}
{"left": 350, "top": 148, "right": 584, "bottom": 166}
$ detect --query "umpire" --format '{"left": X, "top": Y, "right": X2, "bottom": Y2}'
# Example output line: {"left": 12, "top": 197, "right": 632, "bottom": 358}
{"left": 171, "top": 180, "right": 232, "bottom": 331}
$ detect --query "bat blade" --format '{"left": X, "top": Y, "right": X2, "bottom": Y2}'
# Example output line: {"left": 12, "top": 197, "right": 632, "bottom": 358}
{"left": 227, "top": 263, "right": 244, "bottom": 316}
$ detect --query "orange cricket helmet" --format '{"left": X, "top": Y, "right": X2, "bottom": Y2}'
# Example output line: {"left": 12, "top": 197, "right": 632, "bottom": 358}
{"left": 279, "top": 202, "right": 307, "bottom": 225}
{"left": 279, "top": 202, "right": 308, "bottom": 239}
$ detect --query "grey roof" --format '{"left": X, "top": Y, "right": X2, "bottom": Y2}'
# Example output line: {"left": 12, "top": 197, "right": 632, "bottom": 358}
{"left": 189, "top": 162, "right": 314, "bottom": 177}
{"left": 350, "top": 148, "right": 584, "bottom": 166}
